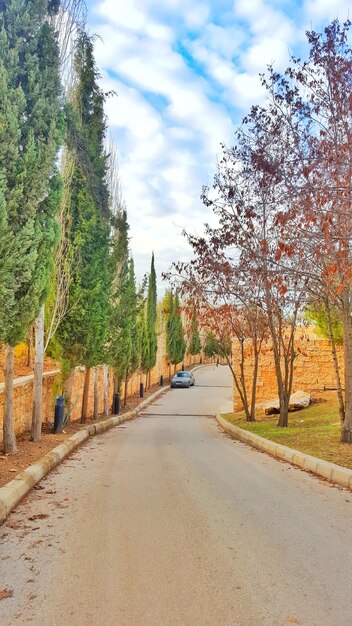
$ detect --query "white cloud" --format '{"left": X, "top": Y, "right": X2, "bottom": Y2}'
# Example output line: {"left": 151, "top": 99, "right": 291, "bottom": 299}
{"left": 303, "top": 0, "right": 351, "bottom": 22}
{"left": 89, "top": 0, "right": 351, "bottom": 288}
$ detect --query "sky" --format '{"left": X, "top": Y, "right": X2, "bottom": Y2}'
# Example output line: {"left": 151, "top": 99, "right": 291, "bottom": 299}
{"left": 86, "top": 0, "right": 351, "bottom": 289}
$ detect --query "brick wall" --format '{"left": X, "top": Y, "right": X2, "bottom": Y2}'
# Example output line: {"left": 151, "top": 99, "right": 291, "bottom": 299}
{"left": 232, "top": 331, "right": 344, "bottom": 411}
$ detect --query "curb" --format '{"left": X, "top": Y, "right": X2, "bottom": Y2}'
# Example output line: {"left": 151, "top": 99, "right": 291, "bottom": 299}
{"left": 216, "top": 414, "right": 352, "bottom": 491}
{"left": 0, "top": 385, "right": 170, "bottom": 525}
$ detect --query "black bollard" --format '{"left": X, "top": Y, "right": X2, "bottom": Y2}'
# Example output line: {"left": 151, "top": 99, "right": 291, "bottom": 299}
{"left": 113, "top": 392, "right": 120, "bottom": 415}
{"left": 200, "top": 357, "right": 203, "bottom": 364}
{"left": 140, "top": 382, "right": 144, "bottom": 398}
{"left": 160, "top": 375, "right": 163, "bottom": 386}
{"left": 54, "top": 395, "right": 65, "bottom": 434}
{"left": 181, "top": 363, "right": 185, "bottom": 371}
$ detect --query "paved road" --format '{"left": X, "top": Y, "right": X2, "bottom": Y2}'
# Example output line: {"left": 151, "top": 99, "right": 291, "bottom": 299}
{"left": 1, "top": 364, "right": 352, "bottom": 625}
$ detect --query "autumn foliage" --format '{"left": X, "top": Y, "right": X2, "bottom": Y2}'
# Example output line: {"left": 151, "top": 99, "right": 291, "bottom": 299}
{"left": 170, "top": 20, "right": 352, "bottom": 438}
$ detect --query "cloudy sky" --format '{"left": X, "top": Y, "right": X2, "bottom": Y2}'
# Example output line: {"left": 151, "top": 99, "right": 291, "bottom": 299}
{"left": 86, "top": 0, "right": 351, "bottom": 288}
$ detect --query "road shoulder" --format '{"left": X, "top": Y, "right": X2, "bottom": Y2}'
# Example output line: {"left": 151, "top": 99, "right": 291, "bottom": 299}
{"left": 217, "top": 413, "right": 352, "bottom": 491}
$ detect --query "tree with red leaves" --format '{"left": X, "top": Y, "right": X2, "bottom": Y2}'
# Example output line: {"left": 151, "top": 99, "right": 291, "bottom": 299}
{"left": 262, "top": 20, "right": 352, "bottom": 440}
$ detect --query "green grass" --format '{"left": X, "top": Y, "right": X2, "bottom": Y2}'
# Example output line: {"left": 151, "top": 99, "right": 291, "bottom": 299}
{"left": 223, "top": 394, "right": 352, "bottom": 469}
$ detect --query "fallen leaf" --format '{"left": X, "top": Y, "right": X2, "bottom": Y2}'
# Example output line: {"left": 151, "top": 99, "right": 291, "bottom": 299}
{"left": 0, "top": 588, "right": 13, "bottom": 601}
{"left": 28, "top": 514, "right": 48, "bottom": 521}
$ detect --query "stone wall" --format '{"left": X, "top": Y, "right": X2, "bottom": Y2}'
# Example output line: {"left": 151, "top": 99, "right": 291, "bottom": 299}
{"left": 232, "top": 331, "right": 344, "bottom": 411}
{"left": 0, "top": 333, "right": 202, "bottom": 442}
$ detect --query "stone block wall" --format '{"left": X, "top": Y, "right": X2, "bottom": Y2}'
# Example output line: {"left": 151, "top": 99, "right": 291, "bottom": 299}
{"left": 0, "top": 337, "right": 202, "bottom": 442}
{"left": 232, "top": 332, "right": 344, "bottom": 411}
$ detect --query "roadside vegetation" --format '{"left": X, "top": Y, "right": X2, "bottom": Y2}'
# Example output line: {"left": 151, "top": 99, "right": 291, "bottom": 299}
{"left": 170, "top": 19, "right": 352, "bottom": 444}
{"left": 224, "top": 393, "right": 352, "bottom": 469}
{"left": 0, "top": 1, "right": 202, "bottom": 455}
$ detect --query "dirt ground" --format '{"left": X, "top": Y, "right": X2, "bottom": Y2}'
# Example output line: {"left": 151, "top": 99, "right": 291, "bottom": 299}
{"left": 0, "top": 382, "right": 165, "bottom": 488}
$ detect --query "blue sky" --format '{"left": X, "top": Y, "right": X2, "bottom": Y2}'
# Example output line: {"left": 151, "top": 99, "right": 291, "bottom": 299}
{"left": 86, "top": 0, "right": 351, "bottom": 285}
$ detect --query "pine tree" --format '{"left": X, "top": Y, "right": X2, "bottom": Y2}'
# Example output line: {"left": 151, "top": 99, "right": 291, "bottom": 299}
{"left": 188, "top": 312, "right": 202, "bottom": 357}
{"left": 0, "top": 0, "right": 62, "bottom": 452}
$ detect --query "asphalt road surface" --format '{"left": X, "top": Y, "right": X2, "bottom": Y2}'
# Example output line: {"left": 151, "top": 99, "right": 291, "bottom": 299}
{"left": 1, "top": 364, "right": 352, "bottom": 626}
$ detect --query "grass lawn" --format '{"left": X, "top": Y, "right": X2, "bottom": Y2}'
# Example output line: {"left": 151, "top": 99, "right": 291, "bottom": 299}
{"left": 222, "top": 392, "right": 352, "bottom": 470}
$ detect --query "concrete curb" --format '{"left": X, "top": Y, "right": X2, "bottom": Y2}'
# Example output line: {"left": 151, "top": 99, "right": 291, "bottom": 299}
{"left": 216, "top": 414, "right": 352, "bottom": 491}
{"left": 0, "top": 385, "right": 170, "bottom": 525}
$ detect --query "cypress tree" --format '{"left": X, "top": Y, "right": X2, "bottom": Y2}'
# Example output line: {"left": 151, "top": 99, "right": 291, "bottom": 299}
{"left": 141, "top": 254, "right": 157, "bottom": 387}
{"left": 0, "top": 0, "right": 62, "bottom": 452}
{"left": 56, "top": 31, "right": 110, "bottom": 422}
{"left": 108, "top": 210, "right": 133, "bottom": 394}
{"left": 166, "top": 292, "right": 186, "bottom": 370}
{"left": 204, "top": 331, "right": 217, "bottom": 360}
{"left": 147, "top": 253, "right": 157, "bottom": 380}
{"left": 122, "top": 258, "right": 139, "bottom": 404}
{"left": 188, "top": 312, "right": 202, "bottom": 358}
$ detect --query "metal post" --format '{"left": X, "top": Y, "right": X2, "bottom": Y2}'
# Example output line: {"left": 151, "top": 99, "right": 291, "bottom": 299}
{"left": 182, "top": 363, "right": 184, "bottom": 371}
{"left": 54, "top": 395, "right": 65, "bottom": 434}
{"left": 160, "top": 375, "right": 163, "bottom": 386}
{"left": 140, "top": 382, "right": 144, "bottom": 398}
{"left": 113, "top": 392, "right": 120, "bottom": 415}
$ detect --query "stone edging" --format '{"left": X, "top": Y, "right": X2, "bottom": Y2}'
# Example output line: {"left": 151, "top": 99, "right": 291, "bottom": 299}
{"left": 216, "top": 414, "right": 352, "bottom": 491}
{"left": 0, "top": 385, "right": 170, "bottom": 525}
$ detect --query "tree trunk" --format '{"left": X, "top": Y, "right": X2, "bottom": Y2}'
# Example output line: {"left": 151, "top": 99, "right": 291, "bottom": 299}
{"left": 249, "top": 348, "right": 260, "bottom": 422}
{"left": 124, "top": 371, "right": 128, "bottom": 407}
{"left": 3, "top": 345, "right": 17, "bottom": 454}
{"left": 93, "top": 366, "right": 99, "bottom": 419}
{"left": 341, "top": 289, "right": 352, "bottom": 442}
{"left": 26, "top": 334, "right": 31, "bottom": 367}
{"left": 325, "top": 299, "right": 345, "bottom": 425}
{"left": 31, "top": 304, "right": 45, "bottom": 442}
{"left": 278, "top": 388, "right": 289, "bottom": 428}
{"left": 81, "top": 367, "right": 90, "bottom": 424}
{"left": 238, "top": 339, "right": 251, "bottom": 421}
{"left": 113, "top": 371, "right": 118, "bottom": 395}
{"left": 103, "top": 364, "right": 109, "bottom": 416}
{"left": 63, "top": 368, "right": 75, "bottom": 424}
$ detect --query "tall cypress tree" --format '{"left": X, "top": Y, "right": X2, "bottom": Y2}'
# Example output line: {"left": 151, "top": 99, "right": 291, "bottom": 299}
{"left": 204, "top": 331, "right": 217, "bottom": 360}
{"left": 126, "top": 260, "right": 139, "bottom": 372}
{"left": 108, "top": 210, "right": 132, "bottom": 393}
{"left": 141, "top": 253, "right": 157, "bottom": 387}
{"left": 166, "top": 292, "right": 186, "bottom": 371}
{"left": 188, "top": 312, "right": 202, "bottom": 358}
{"left": 0, "top": 0, "right": 62, "bottom": 452}
{"left": 122, "top": 258, "right": 140, "bottom": 404}
{"left": 146, "top": 253, "right": 157, "bottom": 379}
{"left": 56, "top": 31, "right": 110, "bottom": 422}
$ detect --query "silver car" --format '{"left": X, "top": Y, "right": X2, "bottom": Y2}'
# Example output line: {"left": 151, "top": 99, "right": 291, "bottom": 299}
{"left": 171, "top": 370, "right": 195, "bottom": 388}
